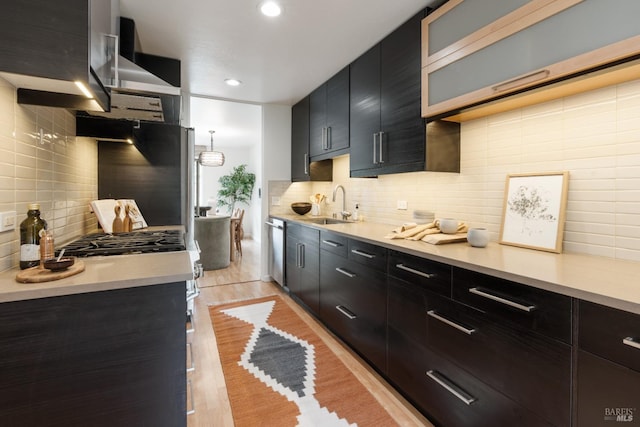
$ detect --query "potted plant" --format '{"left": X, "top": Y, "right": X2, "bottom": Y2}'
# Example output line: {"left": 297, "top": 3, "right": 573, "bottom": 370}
{"left": 217, "top": 164, "right": 256, "bottom": 214}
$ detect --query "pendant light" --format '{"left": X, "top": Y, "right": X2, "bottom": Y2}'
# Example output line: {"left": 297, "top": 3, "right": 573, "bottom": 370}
{"left": 199, "top": 130, "right": 225, "bottom": 166}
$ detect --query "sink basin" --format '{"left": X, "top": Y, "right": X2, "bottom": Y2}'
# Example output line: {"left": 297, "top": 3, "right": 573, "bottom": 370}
{"left": 305, "top": 217, "right": 351, "bottom": 225}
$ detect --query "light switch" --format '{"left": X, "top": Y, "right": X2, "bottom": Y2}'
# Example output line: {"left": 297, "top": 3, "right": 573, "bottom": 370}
{"left": 271, "top": 196, "right": 281, "bottom": 206}
{"left": 397, "top": 200, "right": 408, "bottom": 210}
{"left": 0, "top": 211, "right": 16, "bottom": 232}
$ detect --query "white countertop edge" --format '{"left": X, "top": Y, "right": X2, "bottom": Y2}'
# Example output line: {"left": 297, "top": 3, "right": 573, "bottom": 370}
{"left": 273, "top": 214, "right": 640, "bottom": 315}
{"left": 0, "top": 251, "right": 194, "bottom": 303}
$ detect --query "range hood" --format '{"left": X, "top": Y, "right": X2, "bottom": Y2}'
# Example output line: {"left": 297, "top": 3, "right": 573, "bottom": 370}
{"left": 83, "top": 55, "right": 182, "bottom": 123}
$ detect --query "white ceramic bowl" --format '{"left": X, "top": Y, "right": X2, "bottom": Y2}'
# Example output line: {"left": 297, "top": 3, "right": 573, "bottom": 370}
{"left": 439, "top": 218, "right": 458, "bottom": 234}
{"left": 467, "top": 228, "right": 489, "bottom": 247}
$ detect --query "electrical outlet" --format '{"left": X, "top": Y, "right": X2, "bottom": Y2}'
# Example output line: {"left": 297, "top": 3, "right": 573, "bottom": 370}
{"left": 397, "top": 200, "right": 408, "bottom": 210}
{"left": 271, "top": 196, "right": 281, "bottom": 206}
{"left": 0, "top": 211, "right": 16, "bottom": 232}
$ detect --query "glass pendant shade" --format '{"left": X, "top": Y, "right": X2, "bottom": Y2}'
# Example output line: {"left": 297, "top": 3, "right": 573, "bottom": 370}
{"left": 199, "top": 130, "right": 225, "bottom": 166}
{"left": 199, "top": 150, "right": 225, "bottom": 166}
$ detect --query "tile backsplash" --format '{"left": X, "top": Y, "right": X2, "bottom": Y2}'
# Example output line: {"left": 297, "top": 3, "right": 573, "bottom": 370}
{"left": 270, "top": 78, "right": 640, "bottom": 262}
{"left": 0, "top": 76, "right": 97, "bottom": 271}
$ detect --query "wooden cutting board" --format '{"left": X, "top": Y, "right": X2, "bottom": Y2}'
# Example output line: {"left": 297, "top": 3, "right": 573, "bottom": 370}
{"left": 15, "top": 260, "right": 85, "bottom": 283}
{"left": 423, "top": 233, "right": 468, "bottom": 245}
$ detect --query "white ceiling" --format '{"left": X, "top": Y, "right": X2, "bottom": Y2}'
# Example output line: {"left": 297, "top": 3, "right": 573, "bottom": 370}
{"left": 118, "top": 0, "right": 445, "bottom": 147}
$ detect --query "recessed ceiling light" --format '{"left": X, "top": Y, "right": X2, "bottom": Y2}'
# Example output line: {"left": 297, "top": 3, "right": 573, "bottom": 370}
{"left": 260, "top": 1, "right": 282, "bottom": 17}
{"left": 225, "top": 78, "right": 242, "bottom": 87}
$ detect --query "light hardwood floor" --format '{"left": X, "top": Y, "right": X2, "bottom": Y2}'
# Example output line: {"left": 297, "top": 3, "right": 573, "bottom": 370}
{"left": 187, "top": 239, "right": 433, "bottom": 427}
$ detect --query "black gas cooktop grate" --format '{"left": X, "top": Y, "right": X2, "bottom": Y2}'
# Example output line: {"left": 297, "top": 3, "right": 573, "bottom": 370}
{"left": 57, "top": 229, "right": 186, "bottom": 257}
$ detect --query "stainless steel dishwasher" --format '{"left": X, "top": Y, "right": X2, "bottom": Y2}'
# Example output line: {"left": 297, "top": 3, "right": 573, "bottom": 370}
{"left": 265, "top": 217, "right": 285, "bottom": 287}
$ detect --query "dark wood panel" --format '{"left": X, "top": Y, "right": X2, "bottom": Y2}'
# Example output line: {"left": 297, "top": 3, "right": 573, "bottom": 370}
{"left": 348, "top": 238, "right": 387, "bottom": 272}
{"left": 452, "top": 267, "right": 572, "bottom": 343}
{"left": 0, "top": 283, "right": 186, "bottom": 427}
{"left": 320, "top": 230, "right": 348, "bottom": 257}
{"left": 98, "top": 123, "right": 184, "bottom": 226}
{"left": 426, "top": 293, "right": 571, "bottom": 427}
{"left": 285, "top": 224, "right": 320, "bottom": 314}
{"left": 325, "top": 66, "right": 350, "bottom": 152}
{"left": 309, "top": 83, "right": 327, "bottom": 158}
{"left": 579, "top": 300, "right": 640, "bottom": 372}
{"left": 291, "top": 96, "right": 311, "bottom": 181}
{"left": 577, "top": 350, "right": 640, "bottom": 427}
{"left": 388, "top": 250, "right": 452, "bottom": 297}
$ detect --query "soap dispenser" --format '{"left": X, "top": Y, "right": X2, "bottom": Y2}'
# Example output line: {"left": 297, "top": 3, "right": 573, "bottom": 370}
{"left": 353, "top": 203, "right": 359, "bottom": 221}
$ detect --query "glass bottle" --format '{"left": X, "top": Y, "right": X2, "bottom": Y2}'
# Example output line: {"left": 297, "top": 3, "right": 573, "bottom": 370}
{"left": 19, "top": 203, "right": 47, "bottom": 269}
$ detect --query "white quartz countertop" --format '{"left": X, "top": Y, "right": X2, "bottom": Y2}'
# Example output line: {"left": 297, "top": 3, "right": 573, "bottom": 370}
{"left": 275, "top": 214, "right": 640, "bottom": 315}
{"left": 0, "top": 250, "right": 193, "bottom": 304}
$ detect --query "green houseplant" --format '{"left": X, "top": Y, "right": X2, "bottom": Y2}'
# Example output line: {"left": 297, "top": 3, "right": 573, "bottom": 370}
{"left": 217, "top": 164, "right": 256, "bottom": 214}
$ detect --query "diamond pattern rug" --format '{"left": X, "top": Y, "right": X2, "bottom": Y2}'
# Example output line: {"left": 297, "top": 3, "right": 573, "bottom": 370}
{"left": 209, "top": 296, "right": 399, "bottom": 427}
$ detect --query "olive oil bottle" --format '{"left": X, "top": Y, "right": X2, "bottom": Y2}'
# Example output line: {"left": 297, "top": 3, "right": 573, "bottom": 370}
{"left": 19, "top": 203, "right": 47, "bottom": 269}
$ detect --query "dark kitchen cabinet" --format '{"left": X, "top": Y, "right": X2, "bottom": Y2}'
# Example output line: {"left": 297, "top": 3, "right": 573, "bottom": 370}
{"left": 309, "top": 66, "right": 350, "bottom": 160}
{"left": 0, "top": 0, "right": 112, "bottom": 111}
{"left": 577, "top": 301, "right": 640, "bottom": 426}
{"left": 350, "top": 10, "right": 460, "bottom": 177}
{"left": 319, "top": 248, "right": 387, "bottom": 371}
{"left": 286, "top": 223, "right": 320, "bottom": 314}
{"left": 291, "top": 96, "right": 333, "bottom": 182}
{"left": 0, "top": 282, "right": 186, "bottom": 427}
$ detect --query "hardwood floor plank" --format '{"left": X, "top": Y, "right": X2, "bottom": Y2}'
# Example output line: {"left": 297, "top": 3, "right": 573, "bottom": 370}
{"left": 187, "top": 239, "right": 432, "bottom": 426}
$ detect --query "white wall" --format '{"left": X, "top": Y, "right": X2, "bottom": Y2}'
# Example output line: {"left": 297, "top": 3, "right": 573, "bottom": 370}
{"left": 261, "top": 104, "right": 291, "bottom": 281}
{"left": 270, "top": 78, "right": 640, "bottom": 262}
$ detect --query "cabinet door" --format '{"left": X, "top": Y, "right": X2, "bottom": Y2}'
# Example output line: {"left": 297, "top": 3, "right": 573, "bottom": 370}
{"left": 291, "top": 97, "right": 310, "bottom": 181}
{"left": 309, "top": 84, "right": 327, "bottom": 158}
{"left": 319, "top": 250, "right": 387, "bottom": 370}
{"left": 379, "top": 10, "right": 425, "bottom": 172}
{"left": 577, "top": 350, "right": 640, "bottom": 427}
{"left": 325, "top": 67, "right": 350, "bottom": 153}
{"left": 285, "top": 232, "right": 301, "bottom": 293}
{"left": 286, "top": 224, "right": 320, "bottom": 314}
{"left": 349, "top": 45, "right": 381, "bottom": 174}
{"left": 423, "top": 0, "right": 640, "bottom": 119}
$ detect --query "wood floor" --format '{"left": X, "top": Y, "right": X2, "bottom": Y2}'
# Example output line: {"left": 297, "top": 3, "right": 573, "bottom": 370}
{"left": 187, "top": 239, "right": 433, "bottom": 427}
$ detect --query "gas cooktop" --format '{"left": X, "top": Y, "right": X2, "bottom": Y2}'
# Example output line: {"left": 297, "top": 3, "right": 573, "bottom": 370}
{"left": 57, "top": 229, "right": 186, "bottom": 257}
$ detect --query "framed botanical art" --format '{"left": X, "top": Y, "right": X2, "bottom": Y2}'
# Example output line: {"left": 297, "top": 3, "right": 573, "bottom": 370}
{"left": 499, "top": 172, "right": 569, "bottom": 253}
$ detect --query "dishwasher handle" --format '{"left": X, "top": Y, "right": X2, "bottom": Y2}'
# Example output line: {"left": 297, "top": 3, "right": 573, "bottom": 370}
{"left": 265, "top": 221, "right": 284, "bottom": 230}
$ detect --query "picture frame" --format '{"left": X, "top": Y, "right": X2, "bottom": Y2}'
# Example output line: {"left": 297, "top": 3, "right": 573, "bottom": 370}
{"left": 499, "top": 172, "right": 569, "bottom": 253}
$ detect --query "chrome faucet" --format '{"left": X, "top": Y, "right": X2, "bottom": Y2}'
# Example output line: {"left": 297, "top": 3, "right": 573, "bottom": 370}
{"left": 332, "top": 185, "right": 351, "bottom": 220}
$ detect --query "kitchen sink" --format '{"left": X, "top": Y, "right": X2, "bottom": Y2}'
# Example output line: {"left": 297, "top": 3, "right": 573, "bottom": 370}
{"left": 304, "top": 217, "right": 351, "bottom": 225}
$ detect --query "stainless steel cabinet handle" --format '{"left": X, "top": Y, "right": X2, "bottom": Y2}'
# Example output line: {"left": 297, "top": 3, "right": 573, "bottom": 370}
{"left": 468, "top": 287, "right": 536, "bottom": 312}
{"left": 351, "top": 249, "right": 374, "bottom": 259}
{"left": 299, "top": 244, "right": 305, "bottom": 268}
{"left": 336, "top": 305, "right": 357, "bottom": 320}
{"left": 492, "top": 69, "right": 550, "bottom": 93}
{"left": 321, "top": 127, "right": 326, "bottom": 150}
{"left": 187, "top": 379, "right": 196, "bottom": 415}
{"left": 378, "top": 131, "right": 384, "bottom": 163}
{"left": 623, "top": 337, "right": 640, "bottom": 350}
{"left": 428, "top": 310, "right": 476, "bottom": 335}
{"left": 396, "top": 263, "right": 435, "bottom": 279}
{"left": 186, "top": 309, "right": 195, "bottom": 334}
{"left": 372, "top": 133, "right": 378, "bottom": 164}
{"left": 322, "top": 240, "right": 342, "bottom": 247}
{"left": 304, "top": 153, "right": 309, "bottom": 175}
{"left": 187, "top": 342, "right": 195, "bottom": 373}
{"left": 426, "top": 370, "right": 477, "bottom": 405}
{"left": 327, "top": 126, "right": 332, "bottom": 149}
{"left": 335, "top": 267, "right": 356, "bottom": 278}
{"left": 265, "top": 222, "right": 283, "bottom": 229}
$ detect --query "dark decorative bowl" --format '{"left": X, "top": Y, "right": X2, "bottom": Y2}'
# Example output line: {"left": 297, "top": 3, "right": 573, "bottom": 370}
{"left": 291, "top": 202, "right": 312, "bottom": 215}
{"left": 43, "top": 256, "right": 75, "bottom": 271}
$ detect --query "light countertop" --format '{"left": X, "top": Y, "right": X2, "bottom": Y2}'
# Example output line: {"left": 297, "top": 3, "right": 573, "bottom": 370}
{"left": 274, "top": 214, "right": 640, "bottom": 315}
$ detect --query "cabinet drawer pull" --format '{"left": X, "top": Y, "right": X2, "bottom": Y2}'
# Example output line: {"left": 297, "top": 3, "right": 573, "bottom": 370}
{"left": 468, "top": 287, "right": 536, "bottom": 312}
{"left": 378, "top": 131, "right": 384, "bottom": 163}
{"left": 336, "top": 305, "right": 357, "bottom": 320}
{"left": 427, "top": 310, "right": 476, "bottom": 335}
{"left": 187, "top": 342, "right": 195, "bottom": 373}
{"left": 426, "top": 370, "right": 477, "bottom": 405}
{"left": 492, "top": 69, "right": 550, "bottom": 93}
{"left": 327, "top": 126, "right": 332, "bottom": 149}
{"left": 335, "top": 267, "right": 356, "bottom": 278}
{"left": 322, "top": 239, "right": 342, "bottom": 248}
{"left": 396, "top": 263, "right": 434, "bottom": 279}
{"left": 351, "top": 249, "right": 374, "bottom": 259}
{"left": 623, "top": 337, "right": 640, "bottom": 350}
{"left": 304, "top": 153, "right": 309, "bottom": 175}
{"left": 372, "top": 133, "right": 378, "bottom": 164}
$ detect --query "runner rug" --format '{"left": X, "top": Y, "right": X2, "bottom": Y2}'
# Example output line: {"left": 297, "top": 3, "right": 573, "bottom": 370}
{"left": 209, "top": 296, "right": 399, "bottom": 427}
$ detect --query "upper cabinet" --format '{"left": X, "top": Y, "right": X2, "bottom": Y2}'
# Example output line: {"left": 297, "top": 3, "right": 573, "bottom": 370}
{"left": 291, "top": 96, "right": 333, "bottom": 182}
{"left": 422, "top": 0, "right": 640, "bottom": 121}
{"left": 350, "top": 10, "right": 460, "bottom": 177}
{"left": 0, "top": 0, "right": 113, "bottom": 111}
{"left": 309, "top": 66, "right": 350, "bottom": 160}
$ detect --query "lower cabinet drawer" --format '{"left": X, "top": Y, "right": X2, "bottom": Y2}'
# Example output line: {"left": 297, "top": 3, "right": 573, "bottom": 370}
{"left": 388, "top": 250, "right": 451, "bottom": 297}
{"left": 388, "top": 335, "right": 554, "bottom": 427}
{"left": 577, "top": 350, "right": 640, "bottom": 427}
{"left": 319, "top": 251, "right": 387, "bottom": 370}
{"left": 426, "top": 293, "right": 571, "bottom": 427}
{"left": 579, "top": 300, "right": 640, "bottom": 373}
